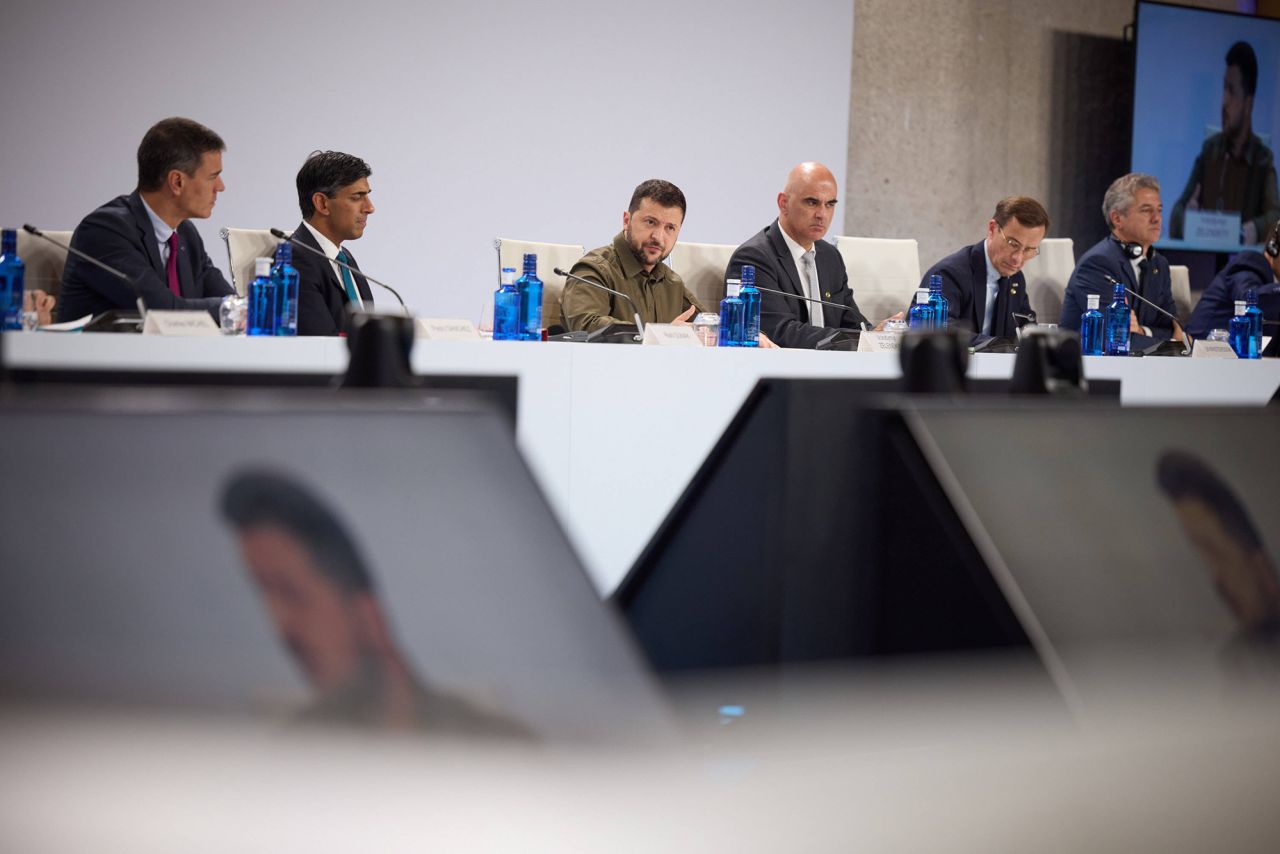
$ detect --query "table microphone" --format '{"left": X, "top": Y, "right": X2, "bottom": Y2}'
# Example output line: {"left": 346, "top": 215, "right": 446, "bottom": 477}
{"left": 22, "top": 224, "right": 147, "bottom": 317}
{"left": 1102, "top": 274, "right": 1192, "bottom": 356}
{"left": 748, "top": 283, "right": 870, "bottom": 330}
{"left": 268, "top": 228, "right": 407, "bottom": 311}
{"left": 552, "top": 267, "right": 646, "bottom": 335}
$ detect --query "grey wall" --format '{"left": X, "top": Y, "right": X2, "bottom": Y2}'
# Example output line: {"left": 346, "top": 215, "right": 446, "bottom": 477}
{"left": 845, "top": 0, "right": 1243, "bottom": 277}
{"left": 0, "top": 0, "right": 853, "bottom": 320}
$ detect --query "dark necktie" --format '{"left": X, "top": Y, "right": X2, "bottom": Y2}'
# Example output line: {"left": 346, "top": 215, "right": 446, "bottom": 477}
{"left": 165, "top": 232, "right": 181, "bottom": 297}
{"left": 992, "top": 276, "right": 1013, "bottom": 338}
{"left": 1136, "top": 258, "right": 1150, "bottom": 323}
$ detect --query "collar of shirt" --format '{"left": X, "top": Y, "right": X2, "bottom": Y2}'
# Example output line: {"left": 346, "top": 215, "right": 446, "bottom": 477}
{"left": 302, "top": 221, "right": 363, "bottom": 308}
{"left": 776, "top": 220, "right": 810, "bottom": 267}
{"left": 611, "top": 231, "right": 669, "bottom": 286}
{"left": 139, "top": 196, "right": 176, "bottom": 264}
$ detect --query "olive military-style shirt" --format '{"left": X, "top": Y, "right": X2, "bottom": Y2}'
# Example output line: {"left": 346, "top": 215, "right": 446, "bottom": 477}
{"left": 561, "top": 231, "right": 705, "bottom": 332}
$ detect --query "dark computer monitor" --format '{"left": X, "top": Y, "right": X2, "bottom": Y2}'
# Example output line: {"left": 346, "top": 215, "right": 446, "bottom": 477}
{"left": 615, "top": 379, "right": 1037, "bottom": 673}
{"left": 0, "top": 386, "right": 667, "bottom": 743}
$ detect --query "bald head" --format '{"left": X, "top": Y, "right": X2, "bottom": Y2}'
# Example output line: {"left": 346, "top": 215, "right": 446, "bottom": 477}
{"left": 778, "top": 162, "right": 838, "bottom": 248}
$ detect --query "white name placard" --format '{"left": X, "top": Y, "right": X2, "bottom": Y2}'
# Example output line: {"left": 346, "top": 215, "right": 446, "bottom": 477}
{"left": 857, "top": 330, "right": 902, "bottom": 352}
{"left": 1190, "top": 339, "right": 1239, "bottom": 359}
{"left": 416, "top": 318, "right": 482, "bottom": 341}
{"left": 142, "top": 310, "right": 220, "bottom": 336}
{"left": 642, "top": 323, "right": 704, "bottom": 347}
{"left": 1184, "top": 209, "right": 1241, "bottom": 246}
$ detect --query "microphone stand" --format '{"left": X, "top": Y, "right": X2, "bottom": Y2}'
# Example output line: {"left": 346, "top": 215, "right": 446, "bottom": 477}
{"left": 553, "top": 267, "right": 646, "bottom": 336}
{"left": 269, "top": 228, "right": 407, "bottom": 311}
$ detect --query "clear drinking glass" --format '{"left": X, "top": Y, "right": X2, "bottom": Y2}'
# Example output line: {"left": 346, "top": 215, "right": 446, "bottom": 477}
{"left": 220, "top": 295, "right": 247, "bottom": 335}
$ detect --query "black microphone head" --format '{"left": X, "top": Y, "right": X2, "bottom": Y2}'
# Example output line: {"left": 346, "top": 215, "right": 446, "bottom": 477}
{"left": 269, "top": 228, "right": 289, "bottom": 239}
{"left": 552, "top": 267, "right": 569, "bottom": 277}
{"left": 21, "top": 224, "right": 40, "bottom": 236}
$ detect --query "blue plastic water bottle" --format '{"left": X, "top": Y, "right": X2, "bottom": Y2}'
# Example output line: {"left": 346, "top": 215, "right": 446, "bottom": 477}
{"left": 1229, "top": 300, "right": 1259, "bottom": 359}
{"left": 493, "top": 266, "right": 522, "bottom": 341}
{"left": 247, "top": 257, "right": 276, "bottom": 336}
{"left": 516, "top": 254, "right": 543, "bottom": 341}
{"left": 1244, "top": 288, "right": 1264, "bottom": 350}
{"left": 908, "top": 289, "right": 934, "bottom": 330}
{"left": 1104, "top": 281, "right": 1130, "bottom": 356}
{"left": 0, "top": 229, "right": 25, "bottom": 331}
{"left": 1079, "top": 293, "right": 1104, "bottom": 356}
{"left": 719, "top": 279, "right": 744, "bottom": 346}
{"left": 927, "top": 274, "right": 948, "bottom": 329}
{"left": 271, "top": 242, "right": 299, "bottom": 336}
{"left": 739, "top": 265, "right": 761, "bottom": 347}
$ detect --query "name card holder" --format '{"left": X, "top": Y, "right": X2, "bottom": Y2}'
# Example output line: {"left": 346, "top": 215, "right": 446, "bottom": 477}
{"left": 1190, "top": 339, "right": 1239, "bottom": 359}
{"left": 416, "top": 318, "right": 482, "bottom": 341}
{"left": 142, "top": 310, "right": 220, "bottom": 336}
{"left": 856, "top": 330, "right": 902, "bottom": 352}
{"left": 642, "top": 324, "right": 703, "bottom": 347}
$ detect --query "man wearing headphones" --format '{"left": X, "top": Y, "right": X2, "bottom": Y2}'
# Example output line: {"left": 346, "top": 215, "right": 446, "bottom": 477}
{"left": 1060, "top": 173, "right": 1181, "bottom": 343}
{"left": 1185, "top": 222, "right": 1280, "bottom": 340}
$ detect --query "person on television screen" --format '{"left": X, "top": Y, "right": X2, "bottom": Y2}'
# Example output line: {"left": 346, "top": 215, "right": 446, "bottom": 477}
{"left": 1060, "top": 173, "right": 1181, "bottom": 344}
{"left": 1156, "top": 450, "right": 1280, "bottom": 676}
{"left": 1185, "top": 221, "right": 1280, "bottom": 339}
{"left": 724, "top": 162, "right": 903, "bottom": 349}
{"left": 220, "top": 469, "right": 529, "bottom": 738}
{"left": 57, "top": 117, "right": 234, "bottom": 322}
{"left": 915, "top": 196, "right": 1048, "bottom": 342}
{"left": 1170, "top": 41, "right": 1280, "bottom": 246}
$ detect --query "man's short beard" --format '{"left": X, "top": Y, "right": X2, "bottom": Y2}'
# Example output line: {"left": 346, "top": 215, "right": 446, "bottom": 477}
{"left": 625, "top": 226, "right": 667, "bottom": 265}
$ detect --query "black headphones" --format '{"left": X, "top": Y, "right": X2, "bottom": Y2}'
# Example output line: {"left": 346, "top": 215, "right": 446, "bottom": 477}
{"left": 1266, "top": 223, "right": 1280, "bottom": 259}
{"left": 1112, "top": 236, "right": 1144, "bottom": 260}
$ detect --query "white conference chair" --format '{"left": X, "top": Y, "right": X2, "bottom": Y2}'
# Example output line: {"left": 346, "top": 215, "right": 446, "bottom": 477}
{"left": 221, "top": 227, "right": 281, "bottom": 296}
{"left": 666, "top": 241, "right": 735, "bottom": 311}
{"left": 15, "top": 228, "right": 73, "bottom": 297}
{"left": 1169, "top": 264, "right": 1194, "bottom": 323}
{"left": 494, "top": 238, "right": 585, "bottom": 332}
{"left": 831, "top": 236, "right": 920, "bottom": 323}
{"left": 1019, "top": 237, "right": 1074, "bottom": 325}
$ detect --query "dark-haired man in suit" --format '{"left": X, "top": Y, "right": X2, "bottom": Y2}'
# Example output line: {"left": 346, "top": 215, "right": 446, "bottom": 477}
{"left": 725, "top": 162, "right": 901, "bottom": 348}
{"left": 290, "top": 151, "right": 375, "bottom": 336}
{"left": 919, "top": 196, "right": 1047, "bottom": 342}
{"left": 57, "top": 117, "right": 235, "bottom": 321}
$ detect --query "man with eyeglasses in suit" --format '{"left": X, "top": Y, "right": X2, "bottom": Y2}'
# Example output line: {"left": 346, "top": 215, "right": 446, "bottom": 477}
{"left": 916, "top": 196, "right": 1048, "bottom": 342}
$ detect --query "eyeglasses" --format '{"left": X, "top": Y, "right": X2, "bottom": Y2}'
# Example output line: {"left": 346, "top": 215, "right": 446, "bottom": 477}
{"left": 998, "top": 225, "right": 1040, "bottom": 259}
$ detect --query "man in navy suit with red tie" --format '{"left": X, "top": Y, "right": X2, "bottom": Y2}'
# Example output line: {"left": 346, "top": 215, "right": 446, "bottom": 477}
{"left": 58, "top": 117, "right": 235, "bottom": 321}
{"left": 917, "top": 196, "right": 1048, "bottom": 342}
{"left": 289, "top": 151, "right": 376, "bottom": 336}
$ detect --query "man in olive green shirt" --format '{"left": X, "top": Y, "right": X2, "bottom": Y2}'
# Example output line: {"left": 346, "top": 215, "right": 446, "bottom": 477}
{"left": 561, "top": 179, "right": 705, "bottom": 331}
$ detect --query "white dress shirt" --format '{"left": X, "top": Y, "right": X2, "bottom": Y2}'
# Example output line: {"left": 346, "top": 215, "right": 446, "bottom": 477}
{"left": 301, "top": 221, "right": 363, "bottom": 309}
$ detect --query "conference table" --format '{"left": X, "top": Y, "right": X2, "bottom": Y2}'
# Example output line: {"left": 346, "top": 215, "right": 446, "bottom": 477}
{"left": 6, "top": 333, "right": 1279, "bottom": 594}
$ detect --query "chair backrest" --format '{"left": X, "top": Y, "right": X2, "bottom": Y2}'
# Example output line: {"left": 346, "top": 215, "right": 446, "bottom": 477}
{"left": 221, "top": 227, "right": 280, "bottom": 296}
{"left": 666, "top": 241, "right": 735, "bottom": 311}
{"left": 1170, "top": 264, "right": 1193, "bottom": 322}
{"left": 494, "top": 238, "right": 585, "bottom": 331}
{"left": 831, "top": 236, "right": 921, "bottom": 323}
{"left": 1018, "top": 237, "right": 1074, "bottom": 325}
{"left": 15, "top": 229, "right": 73, "bottom": 297}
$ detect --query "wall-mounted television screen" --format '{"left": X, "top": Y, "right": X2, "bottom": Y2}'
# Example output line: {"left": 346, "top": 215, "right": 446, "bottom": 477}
{"left": 1132, "top": 1, "right": 1280, "bottom": 253}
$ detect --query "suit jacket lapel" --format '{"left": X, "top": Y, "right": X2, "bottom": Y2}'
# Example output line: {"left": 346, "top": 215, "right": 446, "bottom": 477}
{"left": 294, "top": 222, "right": 345, "bottom": 298}
{"left": 127, "top": 192, "right": 164, "bottom": 277}
{"left": 767, "top": 222, "right": 810, "bottom": 322}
